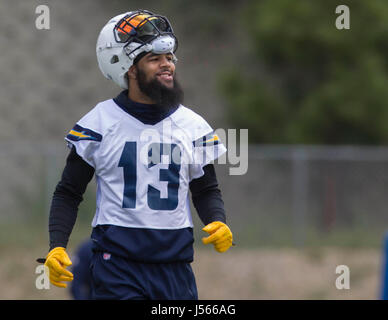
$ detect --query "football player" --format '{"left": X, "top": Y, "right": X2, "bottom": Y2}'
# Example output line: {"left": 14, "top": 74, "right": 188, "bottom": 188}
{"left": 43, "top": 10, "right": 233, "bottom": 299}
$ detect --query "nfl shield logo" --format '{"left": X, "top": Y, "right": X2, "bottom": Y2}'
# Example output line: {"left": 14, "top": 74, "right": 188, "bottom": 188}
{"left": 103, "top": 252, "right": 111, "bottom": 260}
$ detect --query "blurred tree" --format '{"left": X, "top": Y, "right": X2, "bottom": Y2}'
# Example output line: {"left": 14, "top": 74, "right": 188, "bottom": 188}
{"left": 219, "top": 0, "right": 388, "bottom": 144}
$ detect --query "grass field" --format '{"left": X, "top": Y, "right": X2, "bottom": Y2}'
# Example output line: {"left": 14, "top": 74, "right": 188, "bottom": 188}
{"left": 0, "top": 245, "right": 382, "bottom": 300}
{"left": 0, "top": 215, "right": 384, "bottom": 300}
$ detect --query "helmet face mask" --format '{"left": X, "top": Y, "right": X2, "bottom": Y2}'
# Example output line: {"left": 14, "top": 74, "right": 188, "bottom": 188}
{"left": 96, "top": 10, "right": 178, "bottom": 89}
{"left": 113, "top": 11, "right": 178, "bottom": 56}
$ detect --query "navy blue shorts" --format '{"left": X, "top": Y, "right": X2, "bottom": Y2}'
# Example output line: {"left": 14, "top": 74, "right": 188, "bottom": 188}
{"left": 90, "top": 251, "right": 198, "bottom": 300}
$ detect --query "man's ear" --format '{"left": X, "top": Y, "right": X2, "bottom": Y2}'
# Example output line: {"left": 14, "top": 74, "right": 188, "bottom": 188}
{"left": 127, "top": 65, "right": 137, "bottom": 80}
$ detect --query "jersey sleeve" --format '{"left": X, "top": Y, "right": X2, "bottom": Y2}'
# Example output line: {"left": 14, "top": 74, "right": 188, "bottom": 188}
{"left": 189, "top": 130, "right": 227, "bottom": 180}
{"left": 64, "top": 106, "right": 103, "bottom": 169}
{"left": 182, "top": 109, "right": 227, "bottom": 181}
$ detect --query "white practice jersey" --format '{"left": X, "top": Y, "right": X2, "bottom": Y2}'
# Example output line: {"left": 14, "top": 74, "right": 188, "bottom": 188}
{"left": 65, "top": 98, "right": 227, "bottom": 231}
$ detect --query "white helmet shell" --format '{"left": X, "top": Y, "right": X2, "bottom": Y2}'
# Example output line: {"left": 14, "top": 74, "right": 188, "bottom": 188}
{"left": 96, "top": 13, "right": 135, "bottom": 89}
{"left": 96, "top": 12, "right": 177, "bottom": 89}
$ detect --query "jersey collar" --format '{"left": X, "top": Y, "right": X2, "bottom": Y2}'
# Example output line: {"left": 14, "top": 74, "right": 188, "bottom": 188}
{"left": 113, "top": 90, "right": 179, "bottom": 125}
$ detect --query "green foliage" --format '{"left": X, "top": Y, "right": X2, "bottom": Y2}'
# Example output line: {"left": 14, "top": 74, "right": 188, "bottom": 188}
{"left": 219, "top": 0, "right": 388, "bottom": 144}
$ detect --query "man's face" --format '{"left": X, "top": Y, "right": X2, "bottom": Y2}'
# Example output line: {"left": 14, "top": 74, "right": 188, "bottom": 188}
{"left": 137, "top": 52, "right": 176, "bottom": 89}
{"left": 133, "top": 52, "right": 184, "bottom": 109}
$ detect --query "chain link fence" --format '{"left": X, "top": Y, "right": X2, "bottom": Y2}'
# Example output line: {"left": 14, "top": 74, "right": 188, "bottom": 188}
{"left": 218, "top": 145, "right": 388, "bottom": 247}
{"left": 2, "top": 142, "right": 388, "bottom": 247}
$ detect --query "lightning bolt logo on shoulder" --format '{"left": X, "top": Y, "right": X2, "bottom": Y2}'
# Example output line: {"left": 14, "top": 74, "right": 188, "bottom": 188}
{"left": 193, "top": 132, "right": 220, "bottom": 147}
{"left": 66, "top": 124, "right": 102, "bottom": 142}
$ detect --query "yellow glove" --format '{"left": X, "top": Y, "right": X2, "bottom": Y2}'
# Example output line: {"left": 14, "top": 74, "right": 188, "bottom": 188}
{"left": 44, "top": 247, "right": 74, "bottom": 288}
{"left": 202, "top": 221, "right": 233, "bottom": 253}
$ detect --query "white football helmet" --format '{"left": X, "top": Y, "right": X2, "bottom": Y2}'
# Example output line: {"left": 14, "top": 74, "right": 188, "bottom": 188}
{"left": 96, "top": 10, "right": 178, "bottom": 89}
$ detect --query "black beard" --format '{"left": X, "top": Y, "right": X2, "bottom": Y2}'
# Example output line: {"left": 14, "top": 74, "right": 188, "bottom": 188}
{"left": 136, "top": 66, "right": 184, "bottom": 112}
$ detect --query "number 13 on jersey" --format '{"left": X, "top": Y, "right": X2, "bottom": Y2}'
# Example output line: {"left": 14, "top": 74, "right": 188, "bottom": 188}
{"left": 118, "top": 141, "right": 182, "bottom": 211}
